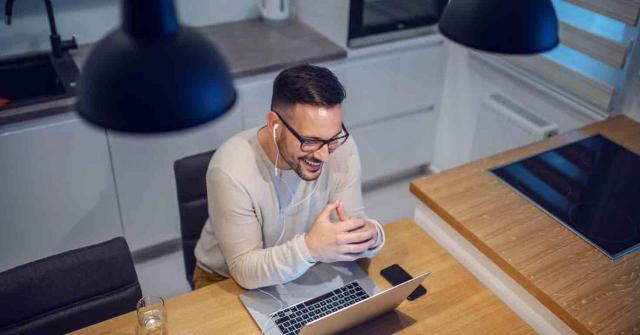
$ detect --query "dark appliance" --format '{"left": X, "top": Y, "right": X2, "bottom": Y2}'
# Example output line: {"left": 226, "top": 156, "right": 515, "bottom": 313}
{"left": 348, "top": 0, "right": 447, "bottom": 48}
{"left": 491, "top": 135, "right": 640, "bottom": 259}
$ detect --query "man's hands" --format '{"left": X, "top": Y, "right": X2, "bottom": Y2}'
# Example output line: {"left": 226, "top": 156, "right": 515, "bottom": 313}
{"left": 305, "top": 200, "right": 378, "bottom": 263}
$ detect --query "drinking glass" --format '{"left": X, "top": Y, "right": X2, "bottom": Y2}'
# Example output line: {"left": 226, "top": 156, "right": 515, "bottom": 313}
{"left": 136, "top": 296, "right": 167, "bottom": 335}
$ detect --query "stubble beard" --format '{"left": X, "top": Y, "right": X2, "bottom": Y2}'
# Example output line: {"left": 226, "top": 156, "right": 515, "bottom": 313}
{"left": 276, "top": 137, "right": 322, "bottom": 181}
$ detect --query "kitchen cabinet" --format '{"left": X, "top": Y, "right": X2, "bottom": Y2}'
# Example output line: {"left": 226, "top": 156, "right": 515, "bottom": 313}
{"left": 0, "top": 114, "right": 122, "bottom": 272}
{"left": 334, "top": 42, "right": 444, "bottom": 183}
{"left": 0, "top": 39, "right": 446, "bottom": 257}
{"left": 339, "top": 45, "right": 445, "bottom": 127}
{"left": 352, "top": 109, "right": 437, "bottom": 184}
{"left": 106, "top": 105, "right": 242, "bottom": 251}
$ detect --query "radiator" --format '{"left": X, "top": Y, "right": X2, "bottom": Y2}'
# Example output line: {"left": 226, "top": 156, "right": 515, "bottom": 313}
{"left": 470, "top": 93, "right": 559, "bottom": 160}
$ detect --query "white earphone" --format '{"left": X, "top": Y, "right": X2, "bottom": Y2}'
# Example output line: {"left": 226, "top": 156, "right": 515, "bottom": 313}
{"left": 269, "top": 121, "right": 320, "bottom": 245}
{"left": 272, "top": 124, "right": 280, "bottom": 176}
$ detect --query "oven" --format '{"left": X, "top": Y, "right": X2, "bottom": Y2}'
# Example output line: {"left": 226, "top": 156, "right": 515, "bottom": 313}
{"left": 348, "top": 0, "right": 447, "bottom": 48}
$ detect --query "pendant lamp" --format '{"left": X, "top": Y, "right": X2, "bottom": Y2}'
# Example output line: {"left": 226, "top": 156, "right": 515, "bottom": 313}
{"left": 77, "top": 0, "right": 236, "bottom": 133}
{"left": 438, "top": 0, "right": 559, "bottom": 54}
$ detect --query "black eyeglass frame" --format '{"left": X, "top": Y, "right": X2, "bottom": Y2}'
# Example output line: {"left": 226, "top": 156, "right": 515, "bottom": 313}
{"left": 273, "top": 110, "right": 349, "bottom": 153}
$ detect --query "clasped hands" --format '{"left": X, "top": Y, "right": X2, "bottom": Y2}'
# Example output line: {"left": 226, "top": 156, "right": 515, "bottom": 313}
{"left": 305, "top": 199, "right": 378, "bottom": 263}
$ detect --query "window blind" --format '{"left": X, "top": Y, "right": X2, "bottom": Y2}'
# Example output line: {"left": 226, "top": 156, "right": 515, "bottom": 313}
{"left": 497, "top": 0, "right": 639, "bottom": 113}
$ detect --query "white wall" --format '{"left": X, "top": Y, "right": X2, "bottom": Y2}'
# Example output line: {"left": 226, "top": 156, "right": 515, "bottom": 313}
{"left": 621, "top": 72, "right": 640, "bottom": 122}
{"left": 618, "top": 33, "right": 640, "bottom": 122}
{"left": 431, "top": 42, "right": 602, "bottom": 171}
{"left": 0, "top": 0, "right": 259, "bottom": 58}
{"left": 430, "top": 43, "right": 476, "bottom": 171}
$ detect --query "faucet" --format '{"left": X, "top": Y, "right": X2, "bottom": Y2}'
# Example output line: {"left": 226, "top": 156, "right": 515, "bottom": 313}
{"left": 5, "top": 0, "right": 78, "bottom": 58}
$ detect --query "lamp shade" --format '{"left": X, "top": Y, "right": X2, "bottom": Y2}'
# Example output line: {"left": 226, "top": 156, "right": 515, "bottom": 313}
{"left": 77, "top": 0, "right": 236, "bottom": 133}
{"left": 438, "top": 0, "right": 559, "bottom": 54}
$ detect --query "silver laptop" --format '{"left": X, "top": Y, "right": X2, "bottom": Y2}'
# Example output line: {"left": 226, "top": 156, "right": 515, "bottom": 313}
{"left": 240, "top": 262, "right": 429, "bottom": 335}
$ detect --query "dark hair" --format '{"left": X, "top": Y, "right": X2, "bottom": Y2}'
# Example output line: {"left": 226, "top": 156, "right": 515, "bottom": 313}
{"left": 271, "top": 64, "right": 346, "bottom": 115}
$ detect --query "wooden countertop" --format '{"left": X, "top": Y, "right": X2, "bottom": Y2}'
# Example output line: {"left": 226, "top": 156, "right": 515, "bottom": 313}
{"left": 72, "top": 219, "right": 533, "bottom": 334}
{"left": 410, "top": 115, "right": 640, "bottom": 334}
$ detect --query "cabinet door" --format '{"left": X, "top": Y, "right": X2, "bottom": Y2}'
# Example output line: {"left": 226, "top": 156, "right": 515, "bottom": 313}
{"left": 351, "top": 109, "right": 437, "bottom": 184}
{"left": 107, "top": 106, "right": 242, "bottom": 251}
{"left": 0, "top": 114, "right": 122, "bottom": 272}
{"left": 341, "top": 45, "right": 445, "bottom": 127}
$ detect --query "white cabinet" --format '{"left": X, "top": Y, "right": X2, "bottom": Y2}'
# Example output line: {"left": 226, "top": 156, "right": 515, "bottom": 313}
{"left": 0, "top": 41, "right": 446, "bottom": 260}
{"left": 107, "top": 105, "right": 242, "bottom": 251}
{"left": 340, "top": 45, "right": 446, "bottom": 127}
{"left": 0, "top": 114, "right": 122, "bottom": 272}
{"left": 352, "top": 109, "right": 437, "bottom": 184}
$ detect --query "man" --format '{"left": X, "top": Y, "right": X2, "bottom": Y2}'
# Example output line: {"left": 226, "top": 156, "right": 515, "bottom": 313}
{"left": 193, "top": 64, "right": 385, "bottom": 290}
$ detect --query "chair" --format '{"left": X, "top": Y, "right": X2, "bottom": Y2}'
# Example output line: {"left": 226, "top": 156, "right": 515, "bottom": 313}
{"left": 0, "top": 237, "right": 142, "bottom": 334}
{"left": 174, "top": 150, "right": 215, "bottom": 289}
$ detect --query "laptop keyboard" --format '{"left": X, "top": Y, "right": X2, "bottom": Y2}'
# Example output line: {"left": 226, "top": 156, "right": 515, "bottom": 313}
{"left": 269, "top": 281, "right": 370, "bottom": 335}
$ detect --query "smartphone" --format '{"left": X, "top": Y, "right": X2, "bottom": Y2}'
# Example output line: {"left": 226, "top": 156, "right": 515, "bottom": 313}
{"left": 380, "top": 264, "right": 427, "bottom": 301}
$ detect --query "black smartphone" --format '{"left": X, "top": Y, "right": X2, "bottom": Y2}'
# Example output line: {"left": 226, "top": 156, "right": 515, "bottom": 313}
{"left": 380, "top": 264, "right": 427, "bottom": 301}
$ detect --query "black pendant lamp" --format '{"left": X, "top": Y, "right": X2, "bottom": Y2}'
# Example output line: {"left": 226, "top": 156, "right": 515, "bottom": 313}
{"left": 439, "top": 0, "right": 559, "bottom": 54}
{"left": 77, "top": 0, "right": 236, "bottom": 133}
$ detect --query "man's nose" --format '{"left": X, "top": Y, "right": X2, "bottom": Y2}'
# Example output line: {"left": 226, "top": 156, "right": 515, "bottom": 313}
{"left": 312, "top": 144, "right": 331, "bottom": 162}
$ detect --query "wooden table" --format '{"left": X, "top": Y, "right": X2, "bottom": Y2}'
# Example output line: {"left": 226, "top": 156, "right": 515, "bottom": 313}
{"left": 72, "top": 219, "right": 533, "bottom": 334}
{"left": 411, "top": 115, "right": 640, "bottom": 334}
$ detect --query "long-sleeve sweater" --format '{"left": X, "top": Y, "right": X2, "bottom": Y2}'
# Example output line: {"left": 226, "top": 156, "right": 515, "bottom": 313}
{"left": 194, "top": 126, "right": 385, "bottom": 289}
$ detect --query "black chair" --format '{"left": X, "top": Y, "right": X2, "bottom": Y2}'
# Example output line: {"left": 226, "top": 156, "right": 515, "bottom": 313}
{"left": 174, "top": 150, "right": 215, "bottom": 289}
{"left": 0, "top": 237, "right": 142, "bottom": 335}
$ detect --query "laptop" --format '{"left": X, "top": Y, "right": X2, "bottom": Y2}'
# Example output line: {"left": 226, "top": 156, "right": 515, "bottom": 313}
{"left": 240, "top": 262, "right": 429, "bottom": 335}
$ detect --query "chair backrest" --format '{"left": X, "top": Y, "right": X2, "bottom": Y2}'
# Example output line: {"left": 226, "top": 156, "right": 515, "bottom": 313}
{"left": 0, "top": 237, "right": 142, "bottom": 334}
{"left": 173, "top": 150, "right": 215, "bottom": 289}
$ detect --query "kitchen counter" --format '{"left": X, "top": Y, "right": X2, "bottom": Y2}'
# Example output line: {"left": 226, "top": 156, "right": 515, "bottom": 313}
{"left": 72, "top": 219, "right": 534, "bottom": 334}
{"left": 410, "top": 115, "right": 640, "bottom": 334}
{"left": 0, "top": 18, "right": 346, "bottom": 126}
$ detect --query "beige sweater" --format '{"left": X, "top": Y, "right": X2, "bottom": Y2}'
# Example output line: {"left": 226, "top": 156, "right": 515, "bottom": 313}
{"left": 194, "top": 127, "right": 385, "bottom": 289}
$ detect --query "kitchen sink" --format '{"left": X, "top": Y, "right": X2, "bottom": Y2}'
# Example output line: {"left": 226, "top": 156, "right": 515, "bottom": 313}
{"left": 0, "top": 51, "right": 79, "bottom": 110}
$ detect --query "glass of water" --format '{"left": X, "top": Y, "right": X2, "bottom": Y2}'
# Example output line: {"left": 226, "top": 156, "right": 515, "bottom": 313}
{"left": 136, "top": 296, "right": 167, "bottom": 335}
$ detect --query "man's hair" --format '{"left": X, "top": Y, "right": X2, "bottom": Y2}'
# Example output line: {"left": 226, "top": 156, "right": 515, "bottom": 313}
{"left": 271, "top": 64, "right": 346, "bottom": 116}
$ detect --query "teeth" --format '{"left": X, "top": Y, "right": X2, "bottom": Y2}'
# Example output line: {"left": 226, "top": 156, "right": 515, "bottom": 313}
{"left": 304, "top": 158, "right": 321, "bottom": 167}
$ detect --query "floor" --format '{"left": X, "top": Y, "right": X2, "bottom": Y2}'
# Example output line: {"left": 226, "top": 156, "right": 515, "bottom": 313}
{"left": 134, "top": 174, "right": 422, "bottom": 298}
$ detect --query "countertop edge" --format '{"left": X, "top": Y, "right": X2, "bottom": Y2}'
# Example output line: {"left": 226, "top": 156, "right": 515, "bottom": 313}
{"left": 408, "top": 181, "right": 593, "bottom": 335}
{"left": 233, "top": 49, "right": 347, "bottom": 79}
{"left": 0, "top": 97, "right": 77, "bottom": 127}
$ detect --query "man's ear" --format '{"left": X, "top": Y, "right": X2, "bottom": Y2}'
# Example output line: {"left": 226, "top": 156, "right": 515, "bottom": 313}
{"left": 266, "top": 110, "right": 278, "bottom": 129}
{"left": 267, "top": 111, "right": 280, "bottom": 137}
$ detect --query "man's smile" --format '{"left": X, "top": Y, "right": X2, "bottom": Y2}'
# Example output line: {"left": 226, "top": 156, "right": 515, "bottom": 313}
{"left": 302, "top": 157, "right": 323, "bottom": 172}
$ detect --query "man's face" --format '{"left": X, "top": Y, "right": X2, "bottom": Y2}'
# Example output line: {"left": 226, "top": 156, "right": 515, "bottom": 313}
{"left": 276, "top": 103, "right": 343, "bottom": 181}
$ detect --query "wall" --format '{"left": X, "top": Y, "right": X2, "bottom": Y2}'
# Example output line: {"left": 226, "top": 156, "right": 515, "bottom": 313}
{"left": 618, "top": 32, "right": 640, "bottom": 122}
{"left": 0, "top": 0, "right": 259, "bottom": 58}
{"left": 431, "top": 42, "right": 603, "bottom": 171}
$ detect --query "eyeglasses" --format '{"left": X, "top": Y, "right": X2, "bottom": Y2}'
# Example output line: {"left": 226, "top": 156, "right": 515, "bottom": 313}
{"left": 273, "top": 110, "right": 349, "bottom": 153}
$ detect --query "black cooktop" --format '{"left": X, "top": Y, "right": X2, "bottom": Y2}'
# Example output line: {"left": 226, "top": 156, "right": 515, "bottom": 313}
{"left": 491, "top": 134, "right": 640, "bottom": 259}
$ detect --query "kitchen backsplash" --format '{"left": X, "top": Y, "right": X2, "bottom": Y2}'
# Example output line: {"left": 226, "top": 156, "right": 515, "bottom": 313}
{"left": 0, "top": 0, "right": 260, "bottom": 58}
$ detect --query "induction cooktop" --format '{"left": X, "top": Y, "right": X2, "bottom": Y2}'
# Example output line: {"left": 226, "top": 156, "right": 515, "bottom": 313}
{"left": 491, "top": 134, "right": 640, "bottom": 259}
